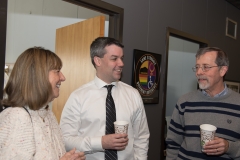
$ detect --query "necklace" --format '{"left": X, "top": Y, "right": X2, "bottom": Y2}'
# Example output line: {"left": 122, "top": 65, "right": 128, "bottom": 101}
{"left": 37, "top": 109, "right": 47, "bottom": 122}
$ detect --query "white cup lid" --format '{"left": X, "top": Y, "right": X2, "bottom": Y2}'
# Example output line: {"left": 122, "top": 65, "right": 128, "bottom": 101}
{"left": 200, "top": 124, "right": 217, "bottom": 131}
{"left": 114, "top": 121, "right": 129, "bottom": 125}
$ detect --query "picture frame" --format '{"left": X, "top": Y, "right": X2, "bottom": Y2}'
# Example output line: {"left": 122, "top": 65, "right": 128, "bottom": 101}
{"left": 225, "top": 80, "right": 240, "bottom": 93}
{"left": 226, "top": 17, "right": 237, "bottom": 39}
{"left": 132, "top": 49, "right": 162, "bottom": 104}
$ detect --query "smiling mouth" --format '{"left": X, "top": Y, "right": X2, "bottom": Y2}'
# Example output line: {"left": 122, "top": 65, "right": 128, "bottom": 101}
{"left": 198, "top": 79, "right": 208, "bottom": 84}
{"left": 56, "top": 84, "right": 61, "bottom": 88}
{"left": 115, "top": 69, "right": 122, "bottom": 73}
{"left": 197, "top": 76, "right": 207, "bottom": 81}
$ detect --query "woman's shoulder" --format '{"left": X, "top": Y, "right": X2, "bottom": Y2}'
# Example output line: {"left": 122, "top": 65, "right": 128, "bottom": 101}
{"left": 0, "top": 107, "right": 32, "bottom": 125}
{"left": 0, "top": 107, "right": 35, "bottom": 160}
{"left": 1, "top": 107, "right": 30, "bottom": 116}
{"left": 0, "top": 107, "right": 33, "bottom": 141}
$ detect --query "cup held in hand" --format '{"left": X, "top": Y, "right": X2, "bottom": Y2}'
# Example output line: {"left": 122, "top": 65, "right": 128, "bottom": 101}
{"left": 114, "top": 121, "right": 129, "bottom": 134}
{"left": 200, "top": 124, "right": 217, "bottom": 149}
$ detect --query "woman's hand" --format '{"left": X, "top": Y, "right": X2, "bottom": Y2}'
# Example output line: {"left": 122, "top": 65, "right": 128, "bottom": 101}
{"left": 60, "top": 148, "right": 86, "bottom": 160}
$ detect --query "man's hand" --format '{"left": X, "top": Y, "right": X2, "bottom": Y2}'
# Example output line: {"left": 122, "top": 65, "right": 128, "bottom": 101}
{"left": 102, "top": 133, "right": 129, "bottom": 150}
{"left": 202, "top": 137, "right": 229, "bottom": 155}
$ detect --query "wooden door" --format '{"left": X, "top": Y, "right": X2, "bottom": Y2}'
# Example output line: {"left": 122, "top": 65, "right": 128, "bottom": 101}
{"left": 53, "top": 16, "right": 105, "bottom": 123}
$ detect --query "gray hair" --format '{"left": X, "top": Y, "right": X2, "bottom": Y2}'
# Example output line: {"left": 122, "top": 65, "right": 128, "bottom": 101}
{"left": 196, "top": 47, "right": 229, "bottom": 67}
{"left": 90, "top": 37, "right": 124, "bottom": 68}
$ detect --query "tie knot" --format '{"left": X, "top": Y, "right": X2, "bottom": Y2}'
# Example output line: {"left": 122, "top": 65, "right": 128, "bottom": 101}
{"left": 105, "top": 85, "right": 114, "bottom": 93}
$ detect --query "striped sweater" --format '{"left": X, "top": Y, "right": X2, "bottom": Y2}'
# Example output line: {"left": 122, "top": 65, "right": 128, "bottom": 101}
{"left": 166, "top": 89, "right": 240, "bottom": 160}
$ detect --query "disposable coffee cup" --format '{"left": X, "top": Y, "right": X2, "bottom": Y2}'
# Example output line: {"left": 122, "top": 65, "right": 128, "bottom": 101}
{"left": 200, "top": 124, "right": 217, "bottom": 150}
{"left": 114, "top": 121, "right": 129, "bottom": 134}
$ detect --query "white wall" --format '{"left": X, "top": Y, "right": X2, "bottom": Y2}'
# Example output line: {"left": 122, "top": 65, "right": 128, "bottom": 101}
{"left": 165, "top": 36, "right": 199, "bottom": 128}
{"left": 5, "top": 0, "right": 109, "bottom": 109}
{"left": 6, "top": 0, "right": 109, "bottom": 63}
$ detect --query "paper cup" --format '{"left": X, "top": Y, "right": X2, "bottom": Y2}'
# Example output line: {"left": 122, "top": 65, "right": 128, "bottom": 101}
{"left": 200, "top": 124, "right": 217, "bottom": 149}
{"left": 114, "top": 121, "right": 129, "bottom": 134}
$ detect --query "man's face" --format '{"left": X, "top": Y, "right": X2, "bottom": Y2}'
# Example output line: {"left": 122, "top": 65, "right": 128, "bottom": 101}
{"left": 195, "top": 51, "right": 227, "bottom": 94}
{"left": 95, "top": 44, "right": 124, "bottom": 84}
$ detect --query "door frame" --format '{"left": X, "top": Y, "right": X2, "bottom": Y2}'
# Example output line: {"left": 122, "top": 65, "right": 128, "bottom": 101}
{"left": 64, "top": 0, "right": 124, "bottom": 42}
{"left": 161, "top": 27, "right": 209, "bottom": 158}
{"left": 0, "top": 0, "right": 7, "bottom": 103}
{"left": 0, "top": 0, "right": 123, "bottom": 106}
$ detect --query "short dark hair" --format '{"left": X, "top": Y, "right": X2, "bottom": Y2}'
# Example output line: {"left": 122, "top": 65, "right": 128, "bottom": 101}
{"left": 196, "top": 47, "right": 229, "bottom": 67}
{"left": 1, "top": 47, "right": 62, "bottom": 110}
{"left": 90, "top": 37, "right": 124, "bottom": 68}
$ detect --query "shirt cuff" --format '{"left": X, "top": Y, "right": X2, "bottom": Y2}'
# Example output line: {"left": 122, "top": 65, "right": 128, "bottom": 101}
{"left": 226, "top": 140, "right": 239, "bottom": 159}
{"left": 91, "top": 136, "right": 104, "bottom": 151}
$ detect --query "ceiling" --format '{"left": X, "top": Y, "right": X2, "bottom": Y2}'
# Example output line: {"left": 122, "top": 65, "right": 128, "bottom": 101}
{"left": 226, "top": 0, "right": 240, "bottom": 10}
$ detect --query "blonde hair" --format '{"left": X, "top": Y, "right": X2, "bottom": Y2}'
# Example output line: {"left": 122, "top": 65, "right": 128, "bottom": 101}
{"left": 1, "top": 47, "right": 62, "bottom": 110}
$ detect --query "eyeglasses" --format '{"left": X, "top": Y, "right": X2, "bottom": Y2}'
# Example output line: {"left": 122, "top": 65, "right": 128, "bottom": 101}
{"left": 192, "top": 65, "right": 221, "bottom": 72}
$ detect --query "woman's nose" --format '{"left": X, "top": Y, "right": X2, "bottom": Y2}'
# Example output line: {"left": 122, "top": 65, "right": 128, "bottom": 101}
{"left": 60, "top": 72, "right": 66, "bottom": 81}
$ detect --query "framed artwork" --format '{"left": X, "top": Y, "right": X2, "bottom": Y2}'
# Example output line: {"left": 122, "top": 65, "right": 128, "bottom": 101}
{"left": 132, "top": 49, "right": 162, "bottom": 104}
{"left": 225, "top": 80, "right": 240, "bottom": 93}
{"left": 226, "top": 17, "right": 237, "bottom": 39}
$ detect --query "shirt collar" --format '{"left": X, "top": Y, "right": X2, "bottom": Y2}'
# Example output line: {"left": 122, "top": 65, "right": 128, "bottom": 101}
{"left": 201, "top": 83, "right": 228, "bottom": 97}
{"left": 94, "top": 76, "right": 118, "bottom": 89}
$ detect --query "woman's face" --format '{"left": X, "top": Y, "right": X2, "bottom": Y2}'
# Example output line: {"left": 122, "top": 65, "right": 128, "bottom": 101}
{"left": 48, "top": 69, "right": 66, "bottom": 101}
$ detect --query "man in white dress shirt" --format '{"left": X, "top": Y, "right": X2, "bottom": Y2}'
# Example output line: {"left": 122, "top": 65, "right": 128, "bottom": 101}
{"left": 60, "top": 37, "right": 150, "bottom": 160}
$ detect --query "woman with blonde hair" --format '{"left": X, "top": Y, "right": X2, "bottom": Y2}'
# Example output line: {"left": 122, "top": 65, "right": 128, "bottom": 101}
{"left": 0, "top": 47, "right": 85, "bottom": 160}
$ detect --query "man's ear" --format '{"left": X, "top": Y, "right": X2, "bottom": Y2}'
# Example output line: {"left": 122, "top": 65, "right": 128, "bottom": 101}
{"left": 94, "top": 56, "right": 101, "bottom": 67}
{"left": 220, "top": 66, "right": 228, "bottom": 77}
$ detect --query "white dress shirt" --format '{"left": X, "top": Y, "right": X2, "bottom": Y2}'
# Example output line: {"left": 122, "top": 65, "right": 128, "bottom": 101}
{"left": 60, "top": 76, "right": 150, "bottom": 160}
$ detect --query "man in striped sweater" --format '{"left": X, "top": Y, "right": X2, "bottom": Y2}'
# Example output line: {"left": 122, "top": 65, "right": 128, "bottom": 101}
{"left": 166, "top": 47, "right": 240, "bottom": 159}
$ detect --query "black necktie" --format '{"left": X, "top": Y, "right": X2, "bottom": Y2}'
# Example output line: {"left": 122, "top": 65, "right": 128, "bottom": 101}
{"left": 105, "top": 85, "right": 118, "bottom": 160}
